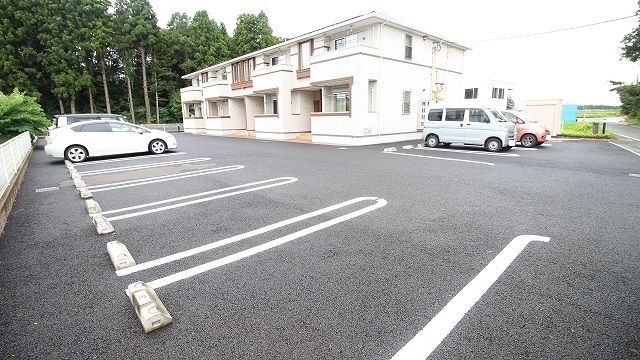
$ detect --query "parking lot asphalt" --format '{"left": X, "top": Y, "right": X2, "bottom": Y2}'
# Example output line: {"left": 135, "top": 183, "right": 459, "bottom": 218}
{"left": 1, "top": 133, "right": 639, "bottom": 359}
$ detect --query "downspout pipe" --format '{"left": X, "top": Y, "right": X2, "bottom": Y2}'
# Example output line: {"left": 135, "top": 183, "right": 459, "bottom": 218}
{"left": 377, "top": 20, "right": 388, "bottom": 144}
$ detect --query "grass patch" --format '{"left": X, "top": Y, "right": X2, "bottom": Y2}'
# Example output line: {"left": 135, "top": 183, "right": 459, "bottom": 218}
{"left": 577, "top": 108, "right": 620, "bottom": 118}
{"left": 559, "top": 122, "right": 616, "bottom": 139}
{"left": 624, "top": 117, "right": 640, "bottom": 127}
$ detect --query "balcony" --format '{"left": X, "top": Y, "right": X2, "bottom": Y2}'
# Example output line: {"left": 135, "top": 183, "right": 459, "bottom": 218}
{"left": 311, "top": 112, "right": 352, "bottom": 136}
{"left": 180, "top": 86, "right": 203, "bottom": 103}
{"left": 202, "top": 80, "right": 229, "bottom": 99}
{"left": 252, "top": 64, "right": 294, "bottom": 92}
{"left": 310, "top": 45, "right": 379, "bottom": 84}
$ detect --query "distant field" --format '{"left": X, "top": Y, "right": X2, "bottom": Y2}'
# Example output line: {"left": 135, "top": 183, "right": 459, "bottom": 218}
{"left": 560, "top": 122, "right": 616, "bottom": 138}
{"left": 576, "top": 108, "right": 620, "bottom": 118}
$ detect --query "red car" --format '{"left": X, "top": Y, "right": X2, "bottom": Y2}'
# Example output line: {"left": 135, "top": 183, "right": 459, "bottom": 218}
{"left": 501, "top": 110, "right": 550, "bottom": 147}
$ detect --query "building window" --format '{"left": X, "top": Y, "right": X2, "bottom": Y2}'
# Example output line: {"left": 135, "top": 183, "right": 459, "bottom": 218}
{"left": 402, "top": 91, "right": 411, "bottom": 115}
{"left": 221, "top": 71, "right": 227, "bottom": 80}
{"left": 186, "top": 103, "right": 202, "bottom": 118}
{"left": 265, "top": 93, "right": 278, "bottom": 115}
{"left": 335, "top": 34, "right": 357, "bottom": 50}
{"left": 333, "top": 91, "right": 349, "bottom": 112}
{"left": 201, "top": 72, "right": 209, "bottom": 84}
{"left": 271, "top": 54, "right": 286, "bottom": 66}
{"left": 405, "top": 34, "right": 412, "bottom": 60}
{"left": 368, "top": 80, "right": 377, "bottom": 112}
{"left": 207, "top": 100, "right": 218, "bottom": 117}
{"left": 492, "top": 87, "right": 505, "bottom": 99}
{"left": 299, "top": 40, "right": 312, "bottom": 69}
{"left": 291, "top": 91, "right": 300, "bottom": 114}
{"left": 232, "top": 58, "right": 255, "bottom": 84}
{"left": 464, "top": 88, "right": 478, "bottom": 99}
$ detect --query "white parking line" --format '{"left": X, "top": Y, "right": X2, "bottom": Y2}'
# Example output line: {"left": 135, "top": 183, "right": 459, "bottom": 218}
{"left": 88, "top": 165, "right": 244, "bottom": 192}
{"left": 630, "top": 173, "right": 640, "bottom": 177}
{"left": 385, "top": 151, "right": 495, "bottom": 166}
{"left": 73, "top": 152, "right": 187, "bottom": 166}
{"left": 510, "top": 147, "right": 538, "bottom": 151}
{"left": 618, "top": 134, "right": 640, "bottom": 142}
{"left": 417, "top": 147, "right": 519, "bottom": 157}
{"left": 78, "top": 158, "right": 211, "bottom": 176}
{"left": 98, "top": 177, "right": 298, "bottom": 221}
{"left": 142, "top": 197, "right": 387, "bottom": 290}
{"left": 609, "top": 142, "right": 640, "bottom": 157}
{"left": 116, "top": 197, "right": 378, "bottom": 276}
{"left": 390, "top": 235, "right": 550, "bottom": 360}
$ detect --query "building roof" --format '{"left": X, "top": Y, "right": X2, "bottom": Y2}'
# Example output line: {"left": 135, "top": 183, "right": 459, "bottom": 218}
{"left": 182, "top": 11, "right": 469, "bottom": 79}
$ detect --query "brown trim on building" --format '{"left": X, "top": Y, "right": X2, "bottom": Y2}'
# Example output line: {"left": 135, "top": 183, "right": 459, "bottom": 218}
{"left": 206, "top": 116, "right": 231, "bottom": 119}
{"left": 254, "top": 114, "right": 279, "bottom": 118}
{"left": 231, "top": 80, "right": 253, "bottom": 90}
{"left": 296, "top": 68, "right": 311, "bottom": 79}
{"left": 310, "top": 76, "right": 354, "bottom": 87}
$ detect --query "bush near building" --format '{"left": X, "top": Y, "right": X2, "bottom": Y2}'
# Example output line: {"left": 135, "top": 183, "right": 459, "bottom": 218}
{"left": 0, "top": 89, "right": 50, "bottom": 141}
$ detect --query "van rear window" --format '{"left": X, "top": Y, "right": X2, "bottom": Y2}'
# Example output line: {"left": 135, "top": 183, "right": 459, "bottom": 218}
{"left": 427, "top": 109, "right": 443, "bottom": 121}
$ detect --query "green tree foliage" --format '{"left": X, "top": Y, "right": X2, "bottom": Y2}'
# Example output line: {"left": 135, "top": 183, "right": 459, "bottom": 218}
{"left": 0, "top": 89, "right": 50, "bottom": 137}
{"left": 115, "top": 0, "right": 159, "bottom": 123}
{"left": 611, "top": 82, "right": 640, "bottom": 119}
{"left": 622, "top": 2, "right": 640, "bottom": 62}
{"left": 183, "top": 10, "right": 231, "bottom": 73}
{"left": 0, "top": 0, "right": 46, "bottom": 101}
{"left": 231, "top": 11, "right": 280, "bottom": 57}
{"left": 0, "top": 3, "right": 280, "bottom": 123}
{"left": 616, "top": 3, "right": 640, "bottom": 120}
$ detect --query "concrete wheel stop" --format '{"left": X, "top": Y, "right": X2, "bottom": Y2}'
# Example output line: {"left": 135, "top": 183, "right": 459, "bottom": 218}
{"left": 107, "top": 241, "right": 136, "bottom": 270}
{"left": 127, "top": 282, "right": 173, "bottom": 333}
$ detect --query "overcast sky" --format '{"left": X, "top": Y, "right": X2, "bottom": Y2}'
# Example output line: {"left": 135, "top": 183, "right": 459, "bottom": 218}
{"left": 150, "top": 0, "right": 639, "bottom": 105}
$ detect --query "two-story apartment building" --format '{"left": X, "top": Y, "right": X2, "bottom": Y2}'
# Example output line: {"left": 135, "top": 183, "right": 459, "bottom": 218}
{"left": 180, "top": 12, "right": 467, "bottom": 145}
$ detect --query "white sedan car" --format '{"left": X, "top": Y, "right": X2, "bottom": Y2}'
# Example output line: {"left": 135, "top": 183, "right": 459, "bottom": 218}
{"left": 45, "top": 120, "right": 178, "bottom": 163}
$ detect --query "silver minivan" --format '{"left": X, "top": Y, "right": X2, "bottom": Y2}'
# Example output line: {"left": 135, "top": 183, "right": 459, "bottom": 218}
{"left": 422, "top": 106, "right": 516, "bottom": 152}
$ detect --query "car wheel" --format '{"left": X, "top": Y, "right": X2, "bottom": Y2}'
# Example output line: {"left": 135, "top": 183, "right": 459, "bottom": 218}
{"left": 65, "top": 145, "right": 88, "bottom": 163}
{"left": 442, "top": 142, "right": 452, "bottom": 147}
{"left": 485, "top": 138, "right": 502, "bottom": 152}
{"left": 521, "top": 134, "right": 538, "bottom": 148}
{"left": 149, "top": 139, "right": 167, "bottom": 154}
{"left": 425, "top": 135, "right": 439, "bottom": 148}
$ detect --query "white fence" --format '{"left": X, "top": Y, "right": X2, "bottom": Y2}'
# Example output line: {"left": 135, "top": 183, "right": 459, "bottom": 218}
{"left": 0, "top": 132, "right": 32, "bottom": 197}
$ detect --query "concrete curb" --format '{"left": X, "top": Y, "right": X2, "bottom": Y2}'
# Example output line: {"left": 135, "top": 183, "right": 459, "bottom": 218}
{"left": 78, "top": 187, "right": 93, "bottom": 199}
{"left": 127, "top": 282, "right": 173, "bottom": 333}
{"left": 0, "top": 140, "right": 35, "bottom": 235}
{"left": 92, "top": 215, "right": 114, "bottom": 234}
{"left": 107, "top": 241, "right": 136, "bottom": 270}
{"left": 85, "top": 199, "right": 102, "bottom": 215}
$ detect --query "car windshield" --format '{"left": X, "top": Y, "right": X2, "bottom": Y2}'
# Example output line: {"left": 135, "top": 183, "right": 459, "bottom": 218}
{"left": 510, "top": 112, "right": 537, "bottom": 123}
{"left": 490, "top": 109, "right": 507, "bottom": 122}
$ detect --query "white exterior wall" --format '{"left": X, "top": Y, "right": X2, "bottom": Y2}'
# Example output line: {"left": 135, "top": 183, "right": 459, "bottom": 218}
{"left": 228, "top": 98, "right": 247, "bottom": 131}
{"left": 310, "top": 24, "right": 464, "bottom": 145}
{"left": 462, "top": 78, "right": 514, "bottom": 110}
{"left": 180, "top": 14, "right": 466, "bottom": 145}
{"left": 244, "top": 96, "right": 263, "bottom": 131}
{"left": 523, "top": 99, "right": 563, "bottom": 136}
